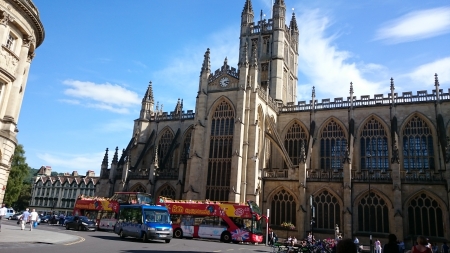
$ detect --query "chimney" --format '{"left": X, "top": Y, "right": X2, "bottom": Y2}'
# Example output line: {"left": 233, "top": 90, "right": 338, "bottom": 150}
{"left": 44, "top": 166, "right": 52, "bottom": 176}
{"left": 63, "top": 172, "right": 70, "bottom": 176}
{"left": 72, "top": 171, "right": 79, "bottom": 176}
{"left": 86, "top": 170, "right": 95, "bottom": 177}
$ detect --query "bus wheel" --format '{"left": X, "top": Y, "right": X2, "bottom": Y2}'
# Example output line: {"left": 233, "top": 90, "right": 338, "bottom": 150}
{"left": 142, "top": 233, "right": 148, "bottom": 242}
{"left": 165, "top": 239, "right": 171, "bottom": 243}
{"left": 221, "top": 232, "right": 232, "bottom": 243}
{"left": 119, "top": 230, "right": 126, "bottom": 238}
{"left": 173, "top": 228, "right": 183, "bottom": 239}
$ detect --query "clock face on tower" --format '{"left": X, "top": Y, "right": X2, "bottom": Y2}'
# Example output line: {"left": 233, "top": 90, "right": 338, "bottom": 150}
{"left": 219, "top": 77, "right": 229, "bottom": 87}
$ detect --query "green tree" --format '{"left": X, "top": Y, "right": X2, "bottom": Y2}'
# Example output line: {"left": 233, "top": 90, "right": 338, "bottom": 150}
{"left": 3, "top": 144, "right": 30, "bottom": 208}
{"left": 14, "top": 183, "right": 32, "bottom": 210}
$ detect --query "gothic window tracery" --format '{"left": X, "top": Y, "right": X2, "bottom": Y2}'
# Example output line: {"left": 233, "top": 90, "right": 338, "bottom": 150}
{"left": 158, "top": 129, "right": 174, "bottom": 170}
{"left": 402, "top": 116, "right": 435, "bottom": 170}
{"left": 357, "top": 192, "right": 389, "bottom": 233}
{"left": 181, "top": 128, "right": 193, "bottom": 163}
{"left": 158, "top": 185, "right": 176, "bottom": 199}
{"left": 206, "top": 101, "right": 234, "bottom": 201}
{"left": 130, "top": 184, "right": 146, "bottom": 193}
{"left": 360, "top": 117, "right": 388, "bottom": 170}
{"left": 284, "top": 122, "right": 307, "bottom": 166}
{"left": 270, "top": 189, "right": 296, "bottom": 227}
{"left": 314, "top": 190, "right": 340, "bottom": 230}
{"left": 320, "top": 120, "right": 347, "bottom": 170}
{"left": 408, "top": 193, "right": 444, "bottom": 237}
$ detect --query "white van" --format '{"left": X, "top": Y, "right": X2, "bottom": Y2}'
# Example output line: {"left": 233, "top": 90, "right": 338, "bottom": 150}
{"left": 5, "top": 208, "right": 15, "bottom": 219}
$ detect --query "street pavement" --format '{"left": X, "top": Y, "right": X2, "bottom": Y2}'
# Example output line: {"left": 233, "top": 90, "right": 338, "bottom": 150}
{"left": 0, "top": 223, "right": 82, "bottom": 246}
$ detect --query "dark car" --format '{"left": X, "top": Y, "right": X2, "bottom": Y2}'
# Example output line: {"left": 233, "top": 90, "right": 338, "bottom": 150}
{"left": 63, "top": 216, "right": 73, "bottom": 226}
{"left": 11, "top": 212, "right": 23, "bottom": 220}
{"left": 40, "top": 215, "right": 51, "bottom": 223}
{"left": 65, "top": 216, "right": 96, "bottom": 231}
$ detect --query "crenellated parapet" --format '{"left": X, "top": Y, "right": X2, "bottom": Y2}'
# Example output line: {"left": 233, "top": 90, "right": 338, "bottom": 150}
{"left": 281, "top": 88, "right": 450, "bottom": 113}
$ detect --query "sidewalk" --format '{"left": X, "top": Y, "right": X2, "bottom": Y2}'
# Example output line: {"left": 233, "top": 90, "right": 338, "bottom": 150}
{"left": 0, "top": 224, "right": 81, "bottom": 245}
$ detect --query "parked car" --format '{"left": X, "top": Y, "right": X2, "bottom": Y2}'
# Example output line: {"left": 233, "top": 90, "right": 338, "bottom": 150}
{"left": 11, "top": 211, "right": 23, "bottom": 220}
{"left": 63, "top": 216, "right": 73, "bottom": 226}
{"left": 40, "top": 215, "right": 51, "bottom": 223}
{"left": 5, "top": 208, "right": 15, "bottom": 220}
{"left": 65, "top": 216, "right": 96, "bottom": 231}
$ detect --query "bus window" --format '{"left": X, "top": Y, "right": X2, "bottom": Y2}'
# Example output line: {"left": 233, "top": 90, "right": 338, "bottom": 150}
{"left": 171, "top": 214, "right": 181, "bottom": 225}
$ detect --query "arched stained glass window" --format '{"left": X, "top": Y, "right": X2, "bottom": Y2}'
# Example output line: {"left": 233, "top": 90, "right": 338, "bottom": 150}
{"left": 358, "top": 192, "right": 389, "bottom": 233}
{"left": 360, "top": 117, "right": 388, "bottom": 170}
{"left": 284, "top": 122, "right": 307, "bottom": 166}
{"left": 320, "top": 120, "right": 347, "bottom": 171}
{"left": 270, "top": 189, "right": 296, "bottom": 227}
{"left": 130, "top": 184, "right": 146, "bottom": 193}
{"left": 314, "top": 191, "right": 340, "bottom": 230}
{"left": 206, "top": 101, "right": 234, "bottom": 201}
{"left": 158, "top": 129, "right": 174, "bottom": 170}
{"left": 181, "top": 128, "right": 193, "bottom": 163}
{"left": 402, "top": 116, "right": 434, "bottom": 170}
{"left": 408, "top": 193, "right": 444, "bottom": 237}
{"left": 158, "top": 185, "right": 176, "bottom": 200}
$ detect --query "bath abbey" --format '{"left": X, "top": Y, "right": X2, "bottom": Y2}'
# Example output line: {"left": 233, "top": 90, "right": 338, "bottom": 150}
{"left": 96, "top": 0, "right": 450, "bottom": 244}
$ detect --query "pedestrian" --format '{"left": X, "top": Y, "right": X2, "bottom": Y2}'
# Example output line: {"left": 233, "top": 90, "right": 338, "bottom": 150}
{"left": 354, "top": 237, "right": 360, "bottom": 252}
{"left": 21, "top": 208, "right": 30, "bottom": 230}
{"left": 336, "top": 238, "right": 357, "bottom": 253}
{"left": 0, "top": 203, "right": 7, "bottom": 232}
{"left": 411, "top": 235, "right": 432, "bottom": 253}
{"left": 383, "top": 234, "right": 400, "bottom": 253}
{"left": 375, "top": 239, "right": 382, "bottom": 253}
{"left": 268, "top": 228, "right": 274, "bottom": 245}
{"left": 431, "top": 243, "right": 438, "bottom": 253}
{"left": 29, "top": 208, "right": 38, "bottom": 231}
{"left": 442, "top": 242, "right": 449, "bottom": 253}
{"left": 398, "top": 240, "right": 405, "bottom": 253}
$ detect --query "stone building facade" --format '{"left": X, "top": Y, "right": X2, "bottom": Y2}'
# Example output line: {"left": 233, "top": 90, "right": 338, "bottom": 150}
{"left": 29, "top": 166, "right": 98, "bottom": 215}
{"left": 0, "top": 0, "right": 44, "bottom": 203}
{"left": 96, "top": 0, "right": 450, "bottom": 245}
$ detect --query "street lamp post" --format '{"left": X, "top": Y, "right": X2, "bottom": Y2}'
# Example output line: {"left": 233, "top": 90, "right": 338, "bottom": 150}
{"left": 367, "top": 150, "right": 373, "bottom": 253}
{"left": 310, "top": 195, "right": 315, "bottom": 242}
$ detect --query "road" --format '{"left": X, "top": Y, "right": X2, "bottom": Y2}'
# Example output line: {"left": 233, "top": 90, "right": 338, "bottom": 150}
{"left": 0, "top": 219, "right": 273, "bottom": 253}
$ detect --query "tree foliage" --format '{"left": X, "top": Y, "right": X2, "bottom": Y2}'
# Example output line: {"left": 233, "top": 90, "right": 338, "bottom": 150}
{"left": 3, "top": 144, "right": 31, "bottom": 208}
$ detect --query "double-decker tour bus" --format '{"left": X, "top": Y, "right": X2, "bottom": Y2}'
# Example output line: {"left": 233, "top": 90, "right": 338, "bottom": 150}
{"left": 157, "top": 197, "right": 263, "bottom": 244}
{"left": 73, "top": 192, "right": 153, "bottom": 230}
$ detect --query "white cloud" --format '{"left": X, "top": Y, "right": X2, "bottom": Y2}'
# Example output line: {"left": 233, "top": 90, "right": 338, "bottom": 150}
{"left": 375, "top": 7, "right": 450, "bottom": 44}
{"left": 62, "top": 80, "right": 141, "bottom": 114}
{"left": 36, "top": 152, "right": 104, "bottom": 176}
{"left": 296, "top": 9, "right": 383, "bottom": 100}
{"left": 400, "top": 57, "right": 450, "bottom": 88}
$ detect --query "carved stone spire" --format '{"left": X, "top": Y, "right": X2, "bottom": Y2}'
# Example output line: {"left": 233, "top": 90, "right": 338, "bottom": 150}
{"left": 242, "top": 0, "right": 253, "bottom": 14}
{"left": 251, "top": 45, "right": 258, "bottom": 67}
{"left": 349, "top": 82, "right": 354, "bottom": 109}
{"left": 201, "top": 48, "right": 210, "bottom": 74}
{"left": 241, "top": 42, "right": 249, "bottom": 67}
{"left": 112, "top": 147, "right": 119, "bottom": 165}
{"left": 102, "top": 148, "right": 109, "bottom": 166}
{"left": 311, "top": 86, "right": 316, "bottom": 111}
{"left": 143, "top": 81, "right": 154, "bottom": 103}
{"left": 435, "top": 73, "right": 440, "bottom": 103}
{"left": 290, "top": 12, "right": 298, "bottom": 33}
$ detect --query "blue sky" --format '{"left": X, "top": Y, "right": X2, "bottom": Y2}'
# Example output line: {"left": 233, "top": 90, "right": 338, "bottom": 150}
{"left": 20, "top": 0, "right": 450, "bottom": 176}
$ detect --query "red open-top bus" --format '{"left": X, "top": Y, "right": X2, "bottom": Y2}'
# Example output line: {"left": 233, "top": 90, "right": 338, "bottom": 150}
{"left": 157, "top": 197, "right": 263, "bottom": 243}
{"left": 73, "top": 192, "right": 152, "bottom": 230}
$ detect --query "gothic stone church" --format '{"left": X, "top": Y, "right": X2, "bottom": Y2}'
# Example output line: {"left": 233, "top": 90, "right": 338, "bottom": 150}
{"left": 96, "top": 0, "right": 450, "bottom": 244}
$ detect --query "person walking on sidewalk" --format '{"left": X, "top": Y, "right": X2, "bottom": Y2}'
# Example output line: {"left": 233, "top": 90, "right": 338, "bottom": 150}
{"left": 0, "top": 203, "right": 7, "bottom": 232}
{"left": 21, "top": 208, "right": 30, "bottom": 230}
{"left": 29, "top": 208, "right": 38, "bottom": 231}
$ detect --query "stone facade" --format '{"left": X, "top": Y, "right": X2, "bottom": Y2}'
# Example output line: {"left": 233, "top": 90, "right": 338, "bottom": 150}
{"left": 0, "top": 0, "right": 44, "bottom": 203}
{"left": 29, "top": 166, "right": 99, "bottom": 215}
{"left": 96, "top": 0, "right": 450, "bottom": 246}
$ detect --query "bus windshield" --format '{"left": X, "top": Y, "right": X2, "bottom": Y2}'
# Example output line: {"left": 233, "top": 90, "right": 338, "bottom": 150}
{"left": 143, "top": 210, "right": 170, "bottom": 224}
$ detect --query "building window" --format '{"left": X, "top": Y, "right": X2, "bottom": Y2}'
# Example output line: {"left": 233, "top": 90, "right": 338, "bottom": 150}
{"left": 314, "top": 190, "right": 340, "bottom": 230}
{"left": 181, "top": 127, "right": 193, "bottom": 163}
{"left": 402, "top": 115, "right": 434, "bottom": 170}
{"left": 270, "top": 189, "right": 296, "bottom": 227}
{"left": 5, "top": 33, "right": 15, "bottom": 50}
{"left": 320, "top": 119, "right": 347, "bottom": 170}
{"left": 360, "top": 117, "right": 388, "bottom": 170}
{"left": 284, "top": 122, "right": 307, "bottom": 166}
{"left": 358, "top": 192, "right": 389, "bottom": 233}
{"left": 130, "top": 184, "right": 146, "bottom": 193}
{"left": 158, "top": 129, "right": 174, "bottom": 170}
{"left": 158, "top": 185, "right": 176, "bottom": 199}
{"left": 408, "top": 193, "right": 444, "bottom": 237}
{"left": 206, "top": 100, "right": 234, "bottom": 201}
